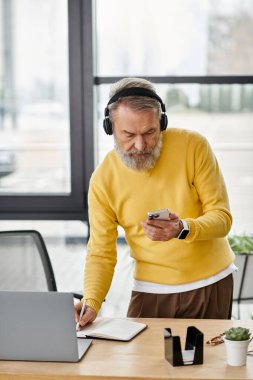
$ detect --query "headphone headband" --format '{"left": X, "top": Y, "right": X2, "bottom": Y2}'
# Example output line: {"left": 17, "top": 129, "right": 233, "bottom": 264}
{"left": 107, "top": 87, "right": 166, "bottom": 113}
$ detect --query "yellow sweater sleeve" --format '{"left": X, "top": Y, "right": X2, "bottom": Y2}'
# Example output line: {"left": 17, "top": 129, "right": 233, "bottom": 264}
{"left": 184, "top": 134, "right": 232, "bottom": 242}
{"left": 84, "top": 175, "right": 118, "bottom": 314}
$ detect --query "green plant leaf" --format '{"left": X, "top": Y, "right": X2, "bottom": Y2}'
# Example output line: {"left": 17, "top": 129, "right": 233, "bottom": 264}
{"left": 227, "top": 234, "right": 253, "bottom": 254}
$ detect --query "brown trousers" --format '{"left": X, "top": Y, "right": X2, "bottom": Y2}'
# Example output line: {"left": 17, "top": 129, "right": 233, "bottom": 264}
{"left": 127, "top": 274, "right": 233, "bottom": 319}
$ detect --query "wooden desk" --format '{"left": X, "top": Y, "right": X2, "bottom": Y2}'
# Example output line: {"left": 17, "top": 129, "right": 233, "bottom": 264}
{"left": 0, "top": 318, "right": 252, "bottom": 380}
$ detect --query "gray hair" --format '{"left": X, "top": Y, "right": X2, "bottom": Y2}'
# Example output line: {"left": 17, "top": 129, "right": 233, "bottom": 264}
{"left": 108, "top": 77, "right": 161, "bottom": 121}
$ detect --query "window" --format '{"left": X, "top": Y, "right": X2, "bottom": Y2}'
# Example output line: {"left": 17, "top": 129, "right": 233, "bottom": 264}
{"left": 0, "top": 0, "right": 70, "bottom": 194}
{"left": 95, "top": 0, "right": 253, "bottom": 77}
{"left": 0, "top": 0, "right": 93, "bottom": 219}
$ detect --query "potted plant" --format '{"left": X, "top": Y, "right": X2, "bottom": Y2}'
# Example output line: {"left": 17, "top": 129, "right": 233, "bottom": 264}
{"left": 224, "top": 327, "right": 251, "bottom": 366}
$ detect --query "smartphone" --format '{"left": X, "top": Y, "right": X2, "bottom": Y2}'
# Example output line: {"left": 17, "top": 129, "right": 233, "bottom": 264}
{"left": 147, "top": 208, "right": 171, "bottom": 220}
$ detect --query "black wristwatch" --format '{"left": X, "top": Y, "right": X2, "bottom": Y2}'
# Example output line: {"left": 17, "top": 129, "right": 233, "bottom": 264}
{"left": 177, "top": 219, "right": 190, "bottom": 239}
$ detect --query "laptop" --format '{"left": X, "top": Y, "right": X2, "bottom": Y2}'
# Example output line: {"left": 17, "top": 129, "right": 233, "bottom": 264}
{"left": 0, "top": 291, "right": 92, "bottom": 362}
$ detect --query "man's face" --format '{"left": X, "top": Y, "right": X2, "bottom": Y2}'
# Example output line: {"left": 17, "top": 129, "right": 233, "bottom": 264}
{"left": 113, "top": 104, "right": 162, "bottom": 171}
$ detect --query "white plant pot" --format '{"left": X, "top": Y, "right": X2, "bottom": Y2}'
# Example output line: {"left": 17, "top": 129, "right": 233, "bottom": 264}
{"left": 224, "top": 338, "right": 250, "bottom": 366}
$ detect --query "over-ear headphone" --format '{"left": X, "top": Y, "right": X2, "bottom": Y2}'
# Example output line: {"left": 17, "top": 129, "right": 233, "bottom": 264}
{"left": 103, "top": 87, "right": 168, "bottom": 135}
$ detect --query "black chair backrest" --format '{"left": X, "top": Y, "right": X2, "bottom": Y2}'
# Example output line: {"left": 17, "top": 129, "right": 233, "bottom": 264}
{"left": 0, "top": 230, "right": 57, "bottom": 292}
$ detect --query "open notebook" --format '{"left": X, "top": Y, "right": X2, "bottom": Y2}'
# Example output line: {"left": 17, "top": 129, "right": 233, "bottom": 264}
{"left": 77, "top": 318, "right": 147, "bottom": 341}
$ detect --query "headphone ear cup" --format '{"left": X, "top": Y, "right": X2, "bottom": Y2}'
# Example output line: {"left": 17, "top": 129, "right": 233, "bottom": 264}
{"left": 103, "top": 118, "right": 113, "bottom": 135}
{"left": 160, "top": 113, "right": 168, "bottom": 131}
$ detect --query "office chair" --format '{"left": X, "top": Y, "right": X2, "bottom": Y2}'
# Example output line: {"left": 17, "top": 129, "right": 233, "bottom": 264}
{"left": 232, "top": 253, "right": 253, "bottom": 319}
{"left": 0, "top": 230, "right": 82, "bottom": 300}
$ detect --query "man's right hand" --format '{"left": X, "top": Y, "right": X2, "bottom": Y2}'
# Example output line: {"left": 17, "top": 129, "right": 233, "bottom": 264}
{"left": 141, "top": 211, "right": 182, "bottom": 241}
{"left": 74, "top": 301, "right": 97, "bottom": 329}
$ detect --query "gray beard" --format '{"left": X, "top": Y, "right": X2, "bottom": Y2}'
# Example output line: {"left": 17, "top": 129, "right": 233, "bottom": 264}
{"left": 114, "top": 135, "right": 163, "bottom": 171}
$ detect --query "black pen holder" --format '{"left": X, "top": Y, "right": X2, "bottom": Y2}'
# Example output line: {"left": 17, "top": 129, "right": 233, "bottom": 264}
{"left": 164, "top": 326, "right": 204, "bottom": 366}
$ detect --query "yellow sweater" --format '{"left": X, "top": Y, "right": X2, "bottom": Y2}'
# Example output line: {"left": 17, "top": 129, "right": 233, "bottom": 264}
{"left": 84, "top": 128, "right": 234, "bottom": 314}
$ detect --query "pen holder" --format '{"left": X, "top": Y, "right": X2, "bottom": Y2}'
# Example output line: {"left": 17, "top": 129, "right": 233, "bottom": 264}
{"left": 164, "top": 326, "right": 204, "bottom": 366}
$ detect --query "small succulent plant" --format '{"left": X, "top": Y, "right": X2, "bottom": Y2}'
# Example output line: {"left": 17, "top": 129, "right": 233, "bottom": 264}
{"left": 225, "top": 327, "right": 251, "bottom": 341}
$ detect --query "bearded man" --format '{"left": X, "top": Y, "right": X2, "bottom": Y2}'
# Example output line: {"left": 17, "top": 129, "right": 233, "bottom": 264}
{"left": 75, "top": 77, "right": 235, "bottom": 327}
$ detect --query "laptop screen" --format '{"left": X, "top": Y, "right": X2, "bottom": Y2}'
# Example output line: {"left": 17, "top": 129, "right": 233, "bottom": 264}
{"left": 0, "top": 291, "right": 92, "bottom": 362}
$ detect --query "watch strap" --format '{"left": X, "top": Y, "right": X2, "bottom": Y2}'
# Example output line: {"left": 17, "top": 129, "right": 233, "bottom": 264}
{"left": 177, "top": 219, "right": 189, "bottom": 239}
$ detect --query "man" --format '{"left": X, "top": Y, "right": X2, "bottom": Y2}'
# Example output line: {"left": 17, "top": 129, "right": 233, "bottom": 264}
{"left": 75, "top": 77, "right": 235, "bottom": 327}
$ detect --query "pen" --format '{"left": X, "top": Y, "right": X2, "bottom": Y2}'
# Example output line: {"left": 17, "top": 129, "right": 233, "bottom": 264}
{"left": 76, "top": 300, "right": 86, "bottom": 331}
